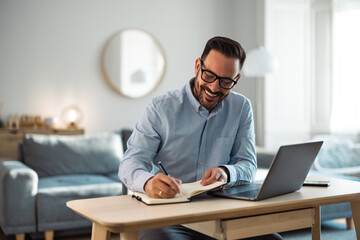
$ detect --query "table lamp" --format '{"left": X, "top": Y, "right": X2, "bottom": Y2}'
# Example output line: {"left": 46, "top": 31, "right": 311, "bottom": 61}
{"left": 62, "top": 106, "right": 82, "bottom": 129}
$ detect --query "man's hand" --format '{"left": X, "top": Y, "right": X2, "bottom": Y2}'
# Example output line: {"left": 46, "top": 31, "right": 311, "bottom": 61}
{"left": 200, "top": 167, "right": 228, "bottom": 186}
{"left": 144, "top": 173, "right": 182, "bottom": 198}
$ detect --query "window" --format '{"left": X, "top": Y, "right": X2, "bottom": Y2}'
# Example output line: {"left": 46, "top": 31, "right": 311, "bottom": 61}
{"left": 330, "top": 1, "right": 360, "bottom": 133}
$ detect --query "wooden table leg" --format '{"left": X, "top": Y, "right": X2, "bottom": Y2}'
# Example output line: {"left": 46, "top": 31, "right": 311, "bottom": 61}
{"left": 311, "top": 206, "right": 321, "bottom": 240}
{"left": 15, "top": 234, "right": 25, "bottom": 240}
{"left": 120, "top": 231, "right": 139, "bottom": 240}
{"left": 351, "top": 200, "right": 360, "bottom": 240}
{"left": 91, "top": 222, "right": 111, "bottom": 240}
{"left": 44, "top": 230, "right": 54, "bottom": 240}
{"left": 346, "top": 218, "right": 355, "bottom": 230}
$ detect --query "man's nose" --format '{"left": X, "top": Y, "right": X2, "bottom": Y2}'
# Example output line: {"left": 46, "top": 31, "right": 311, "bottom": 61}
{"left": 208, "top": 79, "right": 222, "bottom": 93}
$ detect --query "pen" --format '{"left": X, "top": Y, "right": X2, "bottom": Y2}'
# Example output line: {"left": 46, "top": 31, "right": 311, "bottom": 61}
{"left": 158, "top": 161, "right": 182, "bottom": 193}
{"left": 158, "top": 161, "right": 169, "bottom": 176}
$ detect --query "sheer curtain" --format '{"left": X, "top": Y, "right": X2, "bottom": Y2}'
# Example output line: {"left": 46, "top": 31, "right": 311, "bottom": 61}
{"left": 330, "top": 0, "right": 360, "bottom": 133}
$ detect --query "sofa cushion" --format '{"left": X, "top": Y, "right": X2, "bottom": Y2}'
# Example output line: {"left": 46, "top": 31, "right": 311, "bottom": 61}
{"left": 22, "top": 132, "right": 123, "bottom": 177}
{"left": 312, "top": 135, "right": 360, "bottom": 178}
{"left": 36, "top": 174, "right": 123, "bottom": 231}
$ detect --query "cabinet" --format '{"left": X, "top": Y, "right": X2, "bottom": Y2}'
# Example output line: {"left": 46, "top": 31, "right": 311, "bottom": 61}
{"left": 0, "top": 129, "right": 85, "bottom": 160}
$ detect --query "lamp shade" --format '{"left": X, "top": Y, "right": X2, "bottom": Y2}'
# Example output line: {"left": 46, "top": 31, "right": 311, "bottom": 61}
{"left": 242, "top": 46, "right": 279, "bottom": 77}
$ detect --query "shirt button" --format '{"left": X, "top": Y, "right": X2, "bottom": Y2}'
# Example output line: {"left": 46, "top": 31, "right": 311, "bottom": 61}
{"left": 199, "top": 162, "right": 203, "bottom": 165}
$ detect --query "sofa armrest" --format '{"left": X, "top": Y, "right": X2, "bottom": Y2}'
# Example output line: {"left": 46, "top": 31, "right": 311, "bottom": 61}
{"left": 0, "top": 159, "right": 38, "bottom": 235}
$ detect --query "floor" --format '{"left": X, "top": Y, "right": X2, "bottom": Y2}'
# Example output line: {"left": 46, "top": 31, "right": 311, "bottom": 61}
{"left": 280, "top": 220, "right": 356, "bottom": 240}
{"left": 0, "top": 230, "right": 120, "bottom": 240}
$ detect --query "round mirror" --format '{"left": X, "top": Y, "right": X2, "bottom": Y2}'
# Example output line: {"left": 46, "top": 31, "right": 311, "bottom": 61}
{"left": 102, "top": 29, "right": 166, "bottom": 98}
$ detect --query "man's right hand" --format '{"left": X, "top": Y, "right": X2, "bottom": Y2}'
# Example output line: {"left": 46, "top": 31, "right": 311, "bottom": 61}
{"left": 144, "top": 173, "right": 182, "bottom": 199}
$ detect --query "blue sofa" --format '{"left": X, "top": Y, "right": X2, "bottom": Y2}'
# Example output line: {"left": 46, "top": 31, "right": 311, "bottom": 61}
{"left": 0, "top": 132, "right": 126, "bottom": 240}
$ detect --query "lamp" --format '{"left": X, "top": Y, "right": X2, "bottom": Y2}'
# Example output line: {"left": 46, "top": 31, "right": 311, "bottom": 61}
{"left": 242, "top": 46, "right": 279, "bottom": 147}
{"left": 62, "top": 106, "right": 82, "bottom": 129}
{"left": 242, "top": 46, "right": 279, "bottom": 77}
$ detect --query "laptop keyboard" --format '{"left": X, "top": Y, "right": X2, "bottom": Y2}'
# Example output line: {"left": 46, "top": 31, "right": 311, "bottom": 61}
{"left": 234, "top": 189, "right": 259, "bottom": 198}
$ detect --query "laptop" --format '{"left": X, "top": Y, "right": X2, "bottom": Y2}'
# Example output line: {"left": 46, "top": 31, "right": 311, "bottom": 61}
{"left": 209, "top": 141, "right": 323, "bottom": 201}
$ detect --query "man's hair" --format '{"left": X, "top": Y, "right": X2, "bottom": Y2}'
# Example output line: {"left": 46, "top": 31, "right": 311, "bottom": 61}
{"left": 201, "top": 36, "right": 246, "bottom": 70}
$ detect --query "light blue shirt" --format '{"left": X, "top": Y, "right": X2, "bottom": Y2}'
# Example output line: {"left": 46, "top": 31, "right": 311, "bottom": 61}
{"left": 119, "top": 79, "right": 257, "bottom": 193}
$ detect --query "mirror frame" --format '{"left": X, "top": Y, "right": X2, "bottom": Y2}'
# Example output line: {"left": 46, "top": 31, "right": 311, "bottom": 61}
{"left": 101, "top": 28, "right": 167, "bottom": 98}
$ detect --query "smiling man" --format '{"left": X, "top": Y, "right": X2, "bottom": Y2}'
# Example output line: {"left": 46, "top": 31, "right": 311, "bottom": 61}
{"left": 192, "top": 47, "right": 241, "bottom": 112}
{"left": 118, "top": 37, "right": 281, "bottom": 240}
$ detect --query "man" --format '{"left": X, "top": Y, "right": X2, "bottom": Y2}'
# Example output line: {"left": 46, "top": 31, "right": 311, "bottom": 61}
{"left": 119, "top": 37, "right": 283, "bottom": 240}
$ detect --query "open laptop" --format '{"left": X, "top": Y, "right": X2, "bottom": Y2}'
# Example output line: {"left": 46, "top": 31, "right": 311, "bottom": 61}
{"left": 209, "top": 141, "right": 323, "bottom": 201}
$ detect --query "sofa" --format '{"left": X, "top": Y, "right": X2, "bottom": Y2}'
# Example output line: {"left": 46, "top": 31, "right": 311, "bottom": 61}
{"left": 0, "top": 131, "right": 128, "bottom": 240}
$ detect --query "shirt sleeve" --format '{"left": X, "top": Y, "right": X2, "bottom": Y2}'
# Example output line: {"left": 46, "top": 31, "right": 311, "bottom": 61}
{"left": 118, "top": 100, "right": 163, "bottom": 193}
{"left": 221, "top": 99, "right": 257, "bottom": 187}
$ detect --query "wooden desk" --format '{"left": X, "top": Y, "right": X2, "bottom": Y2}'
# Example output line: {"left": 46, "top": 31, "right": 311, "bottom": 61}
{"left": 67, "top": 177, "right": 360, "bottom": 240}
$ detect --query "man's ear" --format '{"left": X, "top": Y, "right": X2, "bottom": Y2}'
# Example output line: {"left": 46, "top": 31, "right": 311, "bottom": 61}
{"left": 236, "top": 73, "right": 242, "bottom": 81}
{"left": 195, "top": 58, "right": 201, "bottom": 75}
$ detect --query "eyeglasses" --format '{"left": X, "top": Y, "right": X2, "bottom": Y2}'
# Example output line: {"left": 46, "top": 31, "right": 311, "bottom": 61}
{"left": 199, "top": 59, "right": 240, "bottom": 90}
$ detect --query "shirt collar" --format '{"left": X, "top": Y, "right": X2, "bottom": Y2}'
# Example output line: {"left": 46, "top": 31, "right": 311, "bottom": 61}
{"left": 185, "top": 78, "right": 201, "bottom": 112}
{"left": 185, "top": 78, "right": 224, "bottom": 116}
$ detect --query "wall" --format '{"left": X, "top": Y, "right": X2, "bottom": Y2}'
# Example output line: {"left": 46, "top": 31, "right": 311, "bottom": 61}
{"left": 0, "top": 0, "right": 258, "bottom": 134}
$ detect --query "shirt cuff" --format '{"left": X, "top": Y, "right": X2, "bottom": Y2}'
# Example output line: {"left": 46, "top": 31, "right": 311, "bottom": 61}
{"left": 221, "top": 165, "right": 237, "bottom": 187}
{"left": 132, "top": 171, "right": 154, "bottom": 193}
{"left": 220, "top": 165, "right": 251, "bottom": 187}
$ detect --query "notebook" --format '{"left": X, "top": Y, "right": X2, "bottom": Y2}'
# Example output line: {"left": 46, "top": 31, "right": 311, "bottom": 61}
{"left": 209, "top": 141, "right": 323, "bottom": 201}
{"left": 132, "top": 180, "right": 226, "bottom": 205}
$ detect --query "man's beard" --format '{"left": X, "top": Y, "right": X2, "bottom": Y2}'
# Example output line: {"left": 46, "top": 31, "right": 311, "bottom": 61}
{"left": 192, "top": 73, "right": 229, "bottom": 112}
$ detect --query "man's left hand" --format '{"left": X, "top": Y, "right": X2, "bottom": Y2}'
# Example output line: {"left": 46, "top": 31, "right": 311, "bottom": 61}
{"left": 200, "top": 167, "right": 228, "bottom": 186}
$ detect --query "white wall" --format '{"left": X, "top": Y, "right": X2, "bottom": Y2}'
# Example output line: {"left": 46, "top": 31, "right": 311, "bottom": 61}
{"left": 0, "top": 0, "right": 258, "bottom": 134}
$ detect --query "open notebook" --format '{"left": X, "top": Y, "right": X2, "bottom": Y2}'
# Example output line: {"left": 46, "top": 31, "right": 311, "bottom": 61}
{"left": 132, "top": 180, "right": 226, "bottom": 205}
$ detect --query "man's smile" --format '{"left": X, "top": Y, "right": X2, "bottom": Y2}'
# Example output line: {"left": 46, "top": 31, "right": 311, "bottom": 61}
{"left": 202, "top": 87, "right": 222, "bottom": 102}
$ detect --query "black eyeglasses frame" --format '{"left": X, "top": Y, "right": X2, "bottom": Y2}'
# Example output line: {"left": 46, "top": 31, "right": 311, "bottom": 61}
{"left": 199, "top": 59, "right": 240, "bottom": 90}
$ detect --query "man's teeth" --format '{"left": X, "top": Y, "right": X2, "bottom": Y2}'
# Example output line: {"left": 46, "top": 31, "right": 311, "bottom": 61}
{"left": 205, "top": 89, "right": 217, "bottom": 97}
